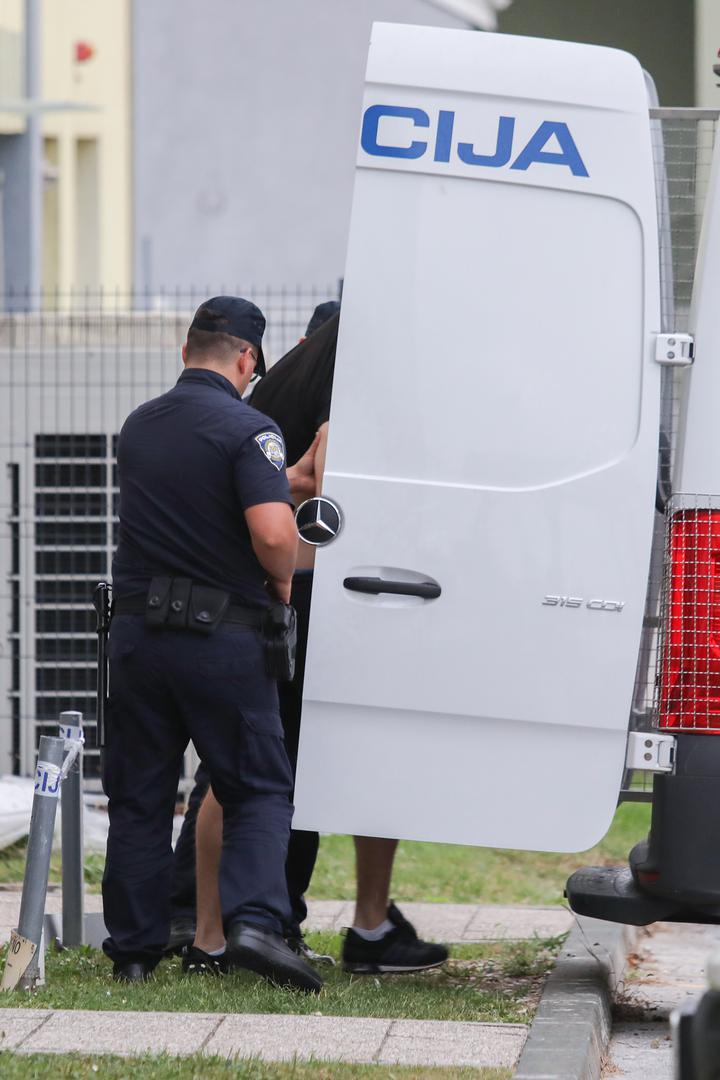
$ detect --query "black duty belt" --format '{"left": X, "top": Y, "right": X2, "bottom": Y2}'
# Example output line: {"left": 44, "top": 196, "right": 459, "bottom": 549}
{"left": 113, "top": 595, "right": 263, "bottom": 630}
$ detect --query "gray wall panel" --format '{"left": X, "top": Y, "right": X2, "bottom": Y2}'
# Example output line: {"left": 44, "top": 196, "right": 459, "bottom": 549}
{"left": 131, "top": 0, "right": 469, "bottom": 294}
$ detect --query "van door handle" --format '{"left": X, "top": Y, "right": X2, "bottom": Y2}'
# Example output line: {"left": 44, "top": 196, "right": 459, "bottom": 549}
{"left": 343, "top": 576, "right": 441, "bottom": 600}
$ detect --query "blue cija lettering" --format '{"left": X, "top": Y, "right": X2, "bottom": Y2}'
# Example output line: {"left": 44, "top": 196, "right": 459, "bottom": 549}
{"left": 361, "top": 104, "right": 429, "bottom": 159}
{"left": 510, "top": 120, "right": 589, "bottom": 177}
{"left": 457, "top": 116, "right": 515, "bottom": 167}
{"left": 361, "top": 106, "right": 589, "bottom": 178}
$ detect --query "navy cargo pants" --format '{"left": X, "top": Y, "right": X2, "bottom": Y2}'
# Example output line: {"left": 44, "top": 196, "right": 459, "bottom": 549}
{"left": 170, "top": 571, "right": 320, "bottom": 938}
{"left": 102, "top": 615, "right": 294, "bottom": 967}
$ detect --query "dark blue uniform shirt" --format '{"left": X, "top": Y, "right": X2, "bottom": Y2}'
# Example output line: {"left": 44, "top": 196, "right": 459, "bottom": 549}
{"left": 113, "top": 368, "right": 291, "bottom": 608}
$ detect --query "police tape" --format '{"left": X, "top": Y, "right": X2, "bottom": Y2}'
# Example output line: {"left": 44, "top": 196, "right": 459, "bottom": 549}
{"left": 59, "top": 723, "right": 84, "bottom": 781}
{"left": 34, "top": 760, "right": 61, "bottom": 798}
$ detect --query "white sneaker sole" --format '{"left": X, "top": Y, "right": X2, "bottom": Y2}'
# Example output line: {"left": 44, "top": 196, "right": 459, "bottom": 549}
{"left": 343, "top": 958, "right": 447, "bottom": 975}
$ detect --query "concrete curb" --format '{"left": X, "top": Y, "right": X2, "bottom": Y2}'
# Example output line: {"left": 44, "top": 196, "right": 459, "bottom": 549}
{"left": 513, "top": 915, "right": 636, "bottom": 1080}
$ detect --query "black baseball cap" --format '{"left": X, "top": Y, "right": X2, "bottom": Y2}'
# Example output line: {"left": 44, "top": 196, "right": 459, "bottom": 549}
{"left": 189, "top": 295, "right": 267, "bottom": 376}
{"left": 305, "top": 300, "right": 340, "bottom": 338}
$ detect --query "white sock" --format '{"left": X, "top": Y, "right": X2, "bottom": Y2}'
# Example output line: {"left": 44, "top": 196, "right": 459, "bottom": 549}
{"left": 352, "top": 918, "right": 394, "bottom": 942}
{"left": 207, "top": 945, "right": 226, "bottom": 956}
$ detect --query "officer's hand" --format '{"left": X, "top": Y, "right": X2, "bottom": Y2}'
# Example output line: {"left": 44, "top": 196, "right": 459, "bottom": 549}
{"left": 287, "top": 431, "right": 321, "bottom": 502}
{"left": 267, "top": 575, "right": 292, "bottom": 604}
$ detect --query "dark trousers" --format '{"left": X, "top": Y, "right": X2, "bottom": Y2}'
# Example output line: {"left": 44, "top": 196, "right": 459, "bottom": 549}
{"left": 170, "top": 571, "right": 320, "bottom": 938}
{"left": 102, "top": 616, "right": 294, "bottom": 966}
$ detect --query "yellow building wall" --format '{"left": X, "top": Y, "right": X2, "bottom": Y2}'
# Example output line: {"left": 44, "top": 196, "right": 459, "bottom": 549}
{"left": 41, "top": 0, "right": 131, "bottom": 293}
{"left": 0, "top": 0, "right": 26, "bottom": 132}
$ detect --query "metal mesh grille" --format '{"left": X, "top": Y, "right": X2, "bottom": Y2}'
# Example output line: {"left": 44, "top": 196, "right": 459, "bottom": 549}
{"left": 622, "top": 111, "right": 719, "bottom": 799}
{"left": 0, "top": 287, "right": 338, "bottom": 781}
{"left": 653, "top": 111, "right": 718, "bottom": 332}
{"left": 655, "top": 495, "right": 720, "bottom": 734}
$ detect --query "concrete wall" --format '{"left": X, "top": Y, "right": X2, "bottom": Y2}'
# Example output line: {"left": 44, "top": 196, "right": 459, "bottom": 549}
{"left": 131, "top": 0, "right": 469, "bottom": 295}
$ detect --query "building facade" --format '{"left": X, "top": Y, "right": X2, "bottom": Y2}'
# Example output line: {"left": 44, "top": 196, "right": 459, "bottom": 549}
{"left": 131, "top": 0, "right": 492, "bottom": 298}
{"left": 0, "top": 0, "right": 131, "bottom": 299}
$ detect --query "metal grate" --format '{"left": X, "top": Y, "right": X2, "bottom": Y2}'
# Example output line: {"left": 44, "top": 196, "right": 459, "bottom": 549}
{"left": 655, "top": 495, "right": 720, "bottom": 735}
{"left": 31, "top": 434, "right": 116, "bottom": 777}
{"left": 622, "top": 110, "right": 719, "bottom": 800}
{"left": 0, "top": 287, "right": 339, "bottom": 782}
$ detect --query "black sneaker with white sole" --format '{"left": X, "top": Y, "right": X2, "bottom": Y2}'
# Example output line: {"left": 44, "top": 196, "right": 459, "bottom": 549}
{"left": 181, "top": 945, "right": 227, "bottom": 976}
{"left": 342, "top": 908, "right": 449, "bottom": 974}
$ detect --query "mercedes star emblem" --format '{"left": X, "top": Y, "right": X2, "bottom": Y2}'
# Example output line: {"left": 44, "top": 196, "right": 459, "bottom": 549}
{"left": 295, "top": 496, "right": 343, "bottom": 547}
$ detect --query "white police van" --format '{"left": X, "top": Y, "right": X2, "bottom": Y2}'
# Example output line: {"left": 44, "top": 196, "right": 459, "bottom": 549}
{"left": 293, "top": 24, "right": 720, "bottom": 924}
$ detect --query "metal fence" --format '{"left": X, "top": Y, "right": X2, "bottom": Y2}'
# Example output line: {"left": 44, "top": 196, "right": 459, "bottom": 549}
{"left": 623, "top": 109, "right": 719, "bottom": 800}
{"left": 0, "top": 286, "right": 339, "bottom": 782}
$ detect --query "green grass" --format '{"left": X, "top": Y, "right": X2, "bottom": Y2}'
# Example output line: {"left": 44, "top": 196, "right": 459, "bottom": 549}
{"left": 0, "top": 801, "right": 650, "bottom": 908}
{"left": 309, "top": 802, "right": 651, "bottom": 906}
{"left": 0, "top": 841, "right": 105, "bottom": 890}
{"left": 0, "top": 1056, "right": 511, "bottom": 1080}
{"left": 0, "top": 932, "right": 560, "bottom": 1024}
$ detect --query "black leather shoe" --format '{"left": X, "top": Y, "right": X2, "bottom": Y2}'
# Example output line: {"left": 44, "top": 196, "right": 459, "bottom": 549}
{"left": 112, "top": 960, "right": 154, "bottom": 983}
{"left": 165, "top": 916, "right": 197, "bottom": 955}
{"left": 226, "top": 921, "right": 323, "bottom": 993}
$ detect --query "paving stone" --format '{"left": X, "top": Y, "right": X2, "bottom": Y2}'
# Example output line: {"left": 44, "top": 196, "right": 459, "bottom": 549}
{"left": 377, "top": 1018, "right": 527, "bottom": 1068}
{"left": 463, "top": 904, "right": 573, "bottom": 942}
{"left": 205, "top": 1013, "right": 389, "bottom": 1062}
{"left": 20, "top": 1008, "right": 220, "bottom": 1056}
{"left": 304, "top": 900, "right": 572, "bottom": 941}
{"left": 304, "top": 900, "right": 354, "bottom": 932}
{"left": 603, "top": 1023, "right": 674, "bottom": 1079}
{"left": 0, "top": 1008, "right": 52, "bottom": 1050}
{"left": 378, "top": 902, "right": 475, "bottom": 942}
{"left": 602, "top": 923, "right": 720, "bottom": 1078}
{"left": 0, "top": 896, "right": 571, "bottom": 945}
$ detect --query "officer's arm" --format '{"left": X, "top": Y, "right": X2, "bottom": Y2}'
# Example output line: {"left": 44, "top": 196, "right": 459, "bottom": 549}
{"left": 244, "top": 502, "right": 297, "bottom": 603}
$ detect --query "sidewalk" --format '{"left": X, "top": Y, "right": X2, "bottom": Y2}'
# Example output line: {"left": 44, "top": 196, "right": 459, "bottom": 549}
{"left": 0, "top": 1008, "right": 528, "bottom": 1068}
{"left": 603, "top": 922, "right": 720, "bottom": 1078}
{"left": 0, "top": 887, "right": 573, "bottom": 946}
{"left": 0, "top": 895, "right": 573, "bottom": 1068}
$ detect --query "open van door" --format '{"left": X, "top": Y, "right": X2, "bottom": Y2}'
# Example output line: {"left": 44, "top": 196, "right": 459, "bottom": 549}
{"left": 293, "top": 25, "right": 662, "bottom": 853}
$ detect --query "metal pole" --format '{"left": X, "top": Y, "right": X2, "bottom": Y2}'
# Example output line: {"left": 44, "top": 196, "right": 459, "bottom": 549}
{"left": 3, "top": 735, "right": 65, "bottom": 990}
{"left": 60, "top": 712, "right": 84, "bottom": 947}
{"left": 24, "top": 0, "right": 42, "bottom": 303}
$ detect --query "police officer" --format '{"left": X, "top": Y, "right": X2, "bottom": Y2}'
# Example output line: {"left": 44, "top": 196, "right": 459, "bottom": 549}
{"left": 102, "top": 296, "right": 322, "bottom": 991}
{"left": 175, "top": 303, "right": 448, "bottom": 976}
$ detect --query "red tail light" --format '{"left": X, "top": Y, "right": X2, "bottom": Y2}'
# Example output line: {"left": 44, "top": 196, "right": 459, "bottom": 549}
{"left": 658, "top": 508, "right": 720, "bottom": 731}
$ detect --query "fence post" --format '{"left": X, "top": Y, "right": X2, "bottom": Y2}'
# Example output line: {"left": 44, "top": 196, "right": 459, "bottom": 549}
{"left": 1, "top": 735, "right": 65, "bottom": 991}
{"left": 59, "top": 711, "right": 84, "bottom": 947}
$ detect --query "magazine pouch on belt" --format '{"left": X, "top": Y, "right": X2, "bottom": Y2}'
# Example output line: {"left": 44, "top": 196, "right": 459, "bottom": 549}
{"left": 144, "top": 576, "right": 230, "bottom": 634}
{"left": 189, "top": 584, "right": 230, "bottom": 634}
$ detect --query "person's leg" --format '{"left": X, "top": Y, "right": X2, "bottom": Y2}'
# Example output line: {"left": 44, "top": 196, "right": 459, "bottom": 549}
{"left": 352, "top": 836, "right": 399, "bottom": 929}
{"left": 170, "top": 763, "right": 211, "bottom": 921}
{"left": 192, "top": 788, "right": 226, "bottom": 953}
{"left": 102, "top": 618, "right": 187, "bottom": 969}
{"left": 342, "top": 834, "right": 449, "bottom": 975}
